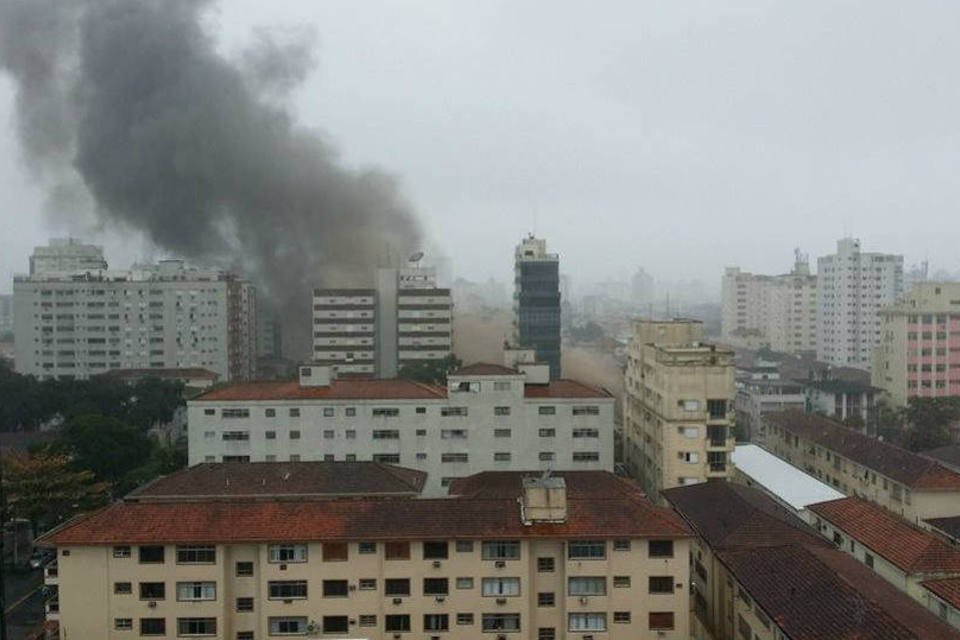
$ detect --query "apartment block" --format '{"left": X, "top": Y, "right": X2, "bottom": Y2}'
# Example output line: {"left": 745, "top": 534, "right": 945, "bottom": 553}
{"left": 39, "top": 469, "right": 692, "bottom": 640}
{"left": 312, "top": 266, "right": 452, "bottom": 378}
{"left": 29, "top": 237, "right": 108, "bottom": 275}
{"left": 721, "top": 250, "right": 817, "bottom": 353}
{"left": 873, "top": 282, "right": 960, "bottom": 406}
{"left": 663, "top": 481, "right": 960, "bottom": 640}
{"left": 13, "top": 256, "right": 257, "bottom": 381}
{"left": 514, "top": 235, "right": 561, "bottom": 380}
{"left": 0, "top": 293, "right": 12, "bottom": 334}
{"left": 187, "top": 360, "right": 614, "bottom": 495}
{"left": 623, "top": 319, "right": 735, "bottom": 498}
{"left": 816, "top": 237, "right": 904, "bottom": 371}
{"left": 806, "top": 495, "right": 960, "bottom": 629}
{"left": 763, "top": 411, "right": 960, "bottom": 522}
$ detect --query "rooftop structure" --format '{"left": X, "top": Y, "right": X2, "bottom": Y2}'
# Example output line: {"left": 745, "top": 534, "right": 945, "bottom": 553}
{"left": 922, "top": 444, "right": 960, "bottom": 473}
{"left": 731, "top": 444, "right": 844, "bottom": 512}
{"left": 926, "top": 515, "right": 960, "bottom": 545}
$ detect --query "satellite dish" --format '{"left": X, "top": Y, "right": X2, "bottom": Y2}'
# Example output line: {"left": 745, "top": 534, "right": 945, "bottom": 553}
{"left": 409, "top": 251, "right": 424, "bottom": 263}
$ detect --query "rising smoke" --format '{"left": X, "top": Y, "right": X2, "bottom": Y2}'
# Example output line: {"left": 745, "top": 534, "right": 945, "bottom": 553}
{"left": 0, "top": 0, "right": 422, "bottom": 357}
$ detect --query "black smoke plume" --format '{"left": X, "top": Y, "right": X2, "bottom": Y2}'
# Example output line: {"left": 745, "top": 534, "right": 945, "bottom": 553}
{"left": 0, "top": 0, "right": 422, "bottom": 358}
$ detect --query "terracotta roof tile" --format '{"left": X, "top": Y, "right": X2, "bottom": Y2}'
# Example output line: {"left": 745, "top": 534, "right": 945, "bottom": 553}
{"left": 923, "top": 577, "right": 960, "bottom": 610}
{"left": 765, "top": 411, "right": 960, "bottom": 490}
{"left": 808, "top": 496, "right": 960, "bottom": 574}
{"left": 194, "top": 378, "right": 446, "bottom": 401}
{"left": 453, "top": 363, "right": 521, "bottom": 375}
{"left": 40, "top": 471, "right": 690, "bottom": 546}
{"left": 523, "top": 379, "right": 613, "bottom": 399}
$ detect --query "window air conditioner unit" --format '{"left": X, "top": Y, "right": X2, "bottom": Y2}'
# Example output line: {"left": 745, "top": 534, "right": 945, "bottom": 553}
{"left": 435, "top": 596, "right": 445, "bottom": 603}
{"left": 393, "top": 634, "right": 402, "bottom": 639}
{"left": 497, "top": 635, "right": 507, "bottom": 640}
{"left": 496, "top": 598, "right": 507, "bottom": 605}
{"left": 284, "top": 599, "right": 293, "bottom": 604}
{"left": 279, "top": 563, "right": 287, "bottom": 570}
{"left": 495, "top": 560, "right": 506, "bottom": 568}
{"left": 579, "top": 596, "right": 589, "bottom": 605}
{"left": 584, "top": 635, "right": 595, "bottom": 640}
{"left": 349, "top": 619, "right": 356, "bottom": 625}
{"left": 147, "top": 601, "right": 157, "bottom": 608}
{"left": 392, "top": 597, "right": 403, "bottom": 605}
{"left": 432, "top": 560, "right": 442, "bottom": 568}
{"left": 432, "top": 636, "right": 441, "bottom": 640}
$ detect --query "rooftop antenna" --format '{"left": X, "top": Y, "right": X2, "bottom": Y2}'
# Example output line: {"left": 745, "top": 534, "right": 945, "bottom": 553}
{"left": 409, "top": 251, "right": 424, "bottom": 269}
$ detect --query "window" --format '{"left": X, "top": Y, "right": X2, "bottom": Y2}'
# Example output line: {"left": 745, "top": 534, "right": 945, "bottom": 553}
{"left": 572, "top": 405, "right": 600, "bottom": 416}
{"left": 269, "top": 581, "right": 308, "bottom": 600}
{"left": 538, "top": 406, "right": 556, "bottom": 415}
{"left": 269, "top": 617, "right": 307, "bottom": 635}
{"left": 865, "top": 553, "right": 874, "bottom": 569}
{"left": 222, "top": 431, "right": 249, "bottom": 441}
{"left": 373, "top": 407, "right": 400, "bottom": 417}
{"left": 323, "top": 580, "right": 349, "bottom": 597}
{"left": 649, "top": 611, "right": 675, "bottom": 630}
{"left": 649, "top": 576, "right": 674, "bottom": 593}
{"left": 345, "top": 407, "right": 357, "bottom": 417}
{"left": 204, "top": 408, "right": 216, "bottom": 416}
{"left": 359, "top": 578, "right": 377, "bottom": 590}
{"left": 113, "top": 545, "right": 131, "bottom": 558}
{"left": 538, "top": 592, "right": 555, "bottom": 606}
{"left": 385, "top": 615, "right": 411, "bottom": 632}
{"left": 177, "top": 582, "right": 216, "bottom": 601}
{"left": 221, "top": 408, "right": 250, "bottom": 419}
{"left": 358, "top": 615, "right": 377, "bottom": 627}
{"left": 572, "top": 451, "right": 600, "bottom": 462}
{"left": 572, "top": 426, "right": 602, "bottom": 439}
{"left": 323, "top": 617, "right": 348, "bottom": 634}
{"left": 648, "top": 540, "right": 674, "bottom": 558}
{"left": 373, "top": 429, "right": 400, "bottom": 439}
{"left": 456, "top": 577, "right": 474, "bottom": 589}
{"left": 236, "top": 597, "right": 253, "bottom": 612}
{"left": 139, "top": 545, "right": 165, "bottom": 564}
{"left": 494, "top": 428, "right": 512, "bottom": 438}
{"left": 482, "top": 577, "right": 520, "bottom": 596}
{"left": 613, "top": 575, "right": 631, "bottom": 588}
{"left": 176, "top": 545, "right": 215, "bottom": 564}
{"left": 482, "top": 540, "right": 520, "bottom": 560}
{"left": 441, "top": 407, "right": 468, "bottom": 416}
{"left": 441, "top": 429, "right": 467, "bottom": 439}
{"left": 423, "top": 541, "right": 448, "bottom": 559}
{"left": 424, "top": 578, "right": 449, "bottom": 595}
{"left": 385, "top": 579, "right": 411, "bottom": 596}
{"left": 482, "top": 614, "right": 521, "bottom": 632}
{"left": 114, "top": 582, "right": 132, "bottom": 594}
{"left": 345, "top": 430, "right": 356, "bottom": 439}
{"left": 457, "top": 613, "right": 474, "bottom": 625}
{"left": 323, "top": 429, "right": 335, "bottom": 439}
{"left": 613, "top": 539, "right": 631, "bottom": 551}
{"left": 539, "top": 429, "right": 556, "bottom": 438}
{"left": 424, "top": 614, "right": 449, "bottom": 631}
{"left": 114, "top": 618, "right": 132, "bottom": 630}
{"left": 442, "top": 453, "right": 469, "bottom": 463}
{"left": 456, "top": 540, "right": 474, "bottom": 553}
{"left": 236, "top": 561, "right": 253, "bottom": 576}
{"left": 569, "top": 613, "right": 606, "bottom": 631}
{"left": 323, "top": 542, "right": 348, "bottom": 561}
{"left": 374, "top": 454, "right": 400, "bottom": 463}
{"left": 359, "top": 541, "right": 376, "bottom": 554}
{"left": 237, "top": 632, "right": 254, "bottom": 640}
{"left": 568, "top": 540, "right": 605, "bottom": 559}
{"left": 140, "top": 618, "right": 166, "bottom": 636}
{"left": 679, "top": 426, "right": 699, "bottom": 438}
{"left": 288, "top": 408, "right": 300, "bottom": 417}
{"left": 385, "top": 541, "right": 410, "bottom": 560}
{"left": 537, "top": 557, "right": 555, "bottom": 572}
{"left": 538, "top": 628, "right": 556, "bottom": 640}
{"left": 613, "top": 611, "right": 631, "bottom": 624}
{"left": 139, "top": 582, "right": 165, "bottom": 600}
{"left": 265, "top": 408, "right": 276, "bottom": 417}
{"left": 323, "top": 407, "right": 335, "bottom": 417}
{"left": 268, "top": 544, "right": 307, "bottom": 563}
{"left": 265, "top": 430, "right": 276, "bottom": 440}
{"left": 415, "top": 429, "right": 427, "bottom": 437}
{"left": 494, "top": 406, "right": 511, "bottom": 416}
{"left": 568, "top": 577, "right": 606, "bottom": 596}
{"left": 289, "top": 430, "right": 300, "bottom": 440}
{"left": 494, "top": 452, "right": 512, "bottom": 462}
{"left": 177, "top": 618, "right": 216, "bottom": 636}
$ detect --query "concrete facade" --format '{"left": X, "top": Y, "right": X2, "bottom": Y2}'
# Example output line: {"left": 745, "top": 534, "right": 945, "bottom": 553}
{"left": 514, "top": 236, "right": 561, "bottom": 380}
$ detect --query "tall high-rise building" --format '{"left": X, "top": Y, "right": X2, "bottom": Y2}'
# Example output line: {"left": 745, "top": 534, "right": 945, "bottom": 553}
{"left": 623, "top": 319, "right": 736, "bottom": 499}
{"left": 29, "top": 237, "right": 108, "bottom": 275}
{"left": 513, "top": 235, "right": 561, "bottom": 379}
{"left": 14, "top": 247, "right": 257, "bottom": 381}
{"left": 816, "top": 238, "right": 903, "bottom": 370}
{"left": 312, "top": 264, "right": 452, "bottom": 377}
{"left": 873, "top": 282, "right": 960, "bottom": 406}
{"left": 720, "top": 249, "right": 817, "bottom": 353}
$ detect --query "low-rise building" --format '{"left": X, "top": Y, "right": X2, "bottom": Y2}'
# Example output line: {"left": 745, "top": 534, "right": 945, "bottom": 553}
{"left": 39, "top": 469, "right": 693, "bottom": 640}
{"left": 804, "top": 377, "right": 879, "bottom": 423}
{"left": 923, "top": 578, "right": 960, "bottom": 630}
{"left": 663, "top": 481, "right": 960, "bottom": 640}
{"left": 763, "top": 411, "right": 960, "bottom": 522}
{"left": 731, "top": 444, "right": 844, "bottom": 515}
{"left": 733, "top": 379, "right": 805, "bottom": 443}
{"left": 188, "top": 361, "right": 614, "bottom": 495}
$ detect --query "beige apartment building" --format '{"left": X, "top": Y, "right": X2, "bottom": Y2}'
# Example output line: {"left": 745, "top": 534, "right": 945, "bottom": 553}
{"left": 623, "top": 319, "right": 736, "bottom": 498}
{"left": 873, "top": 282, "right": 960, "bottom": 406}
{"left": 763, "top": 411, "right": 960, "bottom": 523}
{"left": 40, "top": 468, "right": 692, "bottom": 640}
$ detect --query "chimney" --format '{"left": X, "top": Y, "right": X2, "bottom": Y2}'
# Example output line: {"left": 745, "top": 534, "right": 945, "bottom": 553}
{"left": 520, "top": 472, "right": 567, "bottom": 524}
{"left": 298, "top": 364, "right": 331, "bottom": 387}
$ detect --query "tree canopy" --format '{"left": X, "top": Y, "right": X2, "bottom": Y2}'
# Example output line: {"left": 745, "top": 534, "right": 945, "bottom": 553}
{"left": 398, "top": 354, "right": 463, "bottom": 386}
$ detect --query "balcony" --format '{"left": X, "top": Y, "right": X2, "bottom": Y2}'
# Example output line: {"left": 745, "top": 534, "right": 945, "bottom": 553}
{"left": 44, "top": 564, "right": 58, "bottom": 585}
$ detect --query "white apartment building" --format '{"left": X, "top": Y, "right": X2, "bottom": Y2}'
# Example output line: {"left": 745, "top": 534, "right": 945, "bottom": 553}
{"left": 29, "top": 237, "right": 108, "bottom": 275}
{"left": 14, "top": 253, "right": 257, "bottom": 381}
{"left": 187, "top": 359, "right": 614, "bottom": 496}
{"left": 816, "top": 237, "right": 903, "bottom": 370}
{"left": 721, "top": 250, "right": 817, "bottom": 353}
{"left": 312, "top": 265, "right": 452, "bottom": 378}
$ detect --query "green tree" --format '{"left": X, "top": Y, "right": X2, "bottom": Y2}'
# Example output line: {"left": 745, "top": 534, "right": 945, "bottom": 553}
{"left": 58, "top": 414, "right": 153, "bottom": 489}
{"left": 901, "top": 397, "right": 960, "bottom": 452}
{"left": 398, "top": 354, "right": 463, "bottom": 386}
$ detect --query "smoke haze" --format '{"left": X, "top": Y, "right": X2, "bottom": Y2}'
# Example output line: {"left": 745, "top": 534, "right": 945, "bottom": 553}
{"left": 0, "top": 0, "right": 422, "bottom": 356}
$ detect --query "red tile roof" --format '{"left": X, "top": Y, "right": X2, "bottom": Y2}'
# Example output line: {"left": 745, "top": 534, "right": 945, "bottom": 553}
{"left": 923, "top": 577, "right": 960, "bottom": 610}
{"left": 523, "top": 379, "right": 613, "bottom": 399}
{"left": 765, "top": 411, "right": 960, "bottom": 490}
{"left": 129, "top": 462, "right": 427, "bottom": 501}
{"left": 808, "top": 496, "right": 960, "bottom": 574}
{"left": 194, "top": 378, "right": 447, "bottom": 401}
{"left": 720, "top": 544, "right": 960, "bottom": 640}
{"left": 453, "top": 363, "right": 521, "bottom": 376}
{"left": 40, "top": 471, "right": 690, "bottom": 546}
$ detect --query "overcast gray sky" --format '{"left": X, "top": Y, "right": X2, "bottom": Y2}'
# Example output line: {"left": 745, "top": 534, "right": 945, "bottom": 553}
{"left": 3, "top": 0, "right": 960, "bottom": 295}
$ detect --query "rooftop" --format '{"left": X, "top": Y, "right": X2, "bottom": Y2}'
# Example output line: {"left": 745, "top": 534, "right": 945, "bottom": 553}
{"left": 39, "top": 471, "right": 690, "bottom": 546}
{"left": 923, "top": 577, "right": 960, "bottom": 610}
{"left": 128, "top": 462, "right": 427, "bottom": 502}
{"left": 921, "top": 444, "right": 960, "bottom": 471}
{"left": 805, "top": 378, "right": 877, "bottom": 395}
{"left": 732, "top": 444, "right": 845, "bottom": 511}
{"left": 925, "top": 516, "right": 960, "bottom": 543}
{"left": 452, "top": 363, "right": 521, "bottom": 376}
{"left": 808, "top": 496, "right": 960, "bottom": 574}
{"left": 765, "top": 411, "right": 960, "bottom": 490}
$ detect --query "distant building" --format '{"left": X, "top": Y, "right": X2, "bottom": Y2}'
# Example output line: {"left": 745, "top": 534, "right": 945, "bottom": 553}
{"left": 13, "top": 254, "right": 256, "bottom": 381}
{"left": 873, "top": 282, "right": 960, "bottom": 406}
{"left": 29, "top": 237, "right": 108, "bottom": 275}
{"left": 816, "top": 237, "right": 904, "bottom": 371}
{"left": 721, "top": 249, "right": 817, "bottom": 353}
{"left": 734, "top": 378, "right": 805, "bottom": 442}
{"left": 622, "top": 319, "right": 735, "bottom": 498}
{"left": 0, "top": 293, "right": 13, "bottom": 334}
{"left": 514, "top": 235, "right": 561, "bottom": 379}
{"left": 630, "top": 267, "right": 655, "bottom": 306}
{"left": 804, "top": 376, "right": 879, "bottom": 423}
{"left": 312, "top": 264, "right": 452, "bottom": 378}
